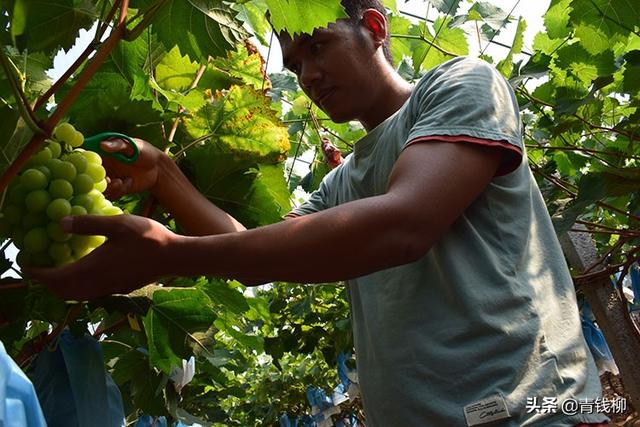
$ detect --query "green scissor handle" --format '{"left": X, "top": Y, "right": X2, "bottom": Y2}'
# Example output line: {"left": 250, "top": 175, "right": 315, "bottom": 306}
{"left": 82, "top": 132, "right": 140, "bottom": 164}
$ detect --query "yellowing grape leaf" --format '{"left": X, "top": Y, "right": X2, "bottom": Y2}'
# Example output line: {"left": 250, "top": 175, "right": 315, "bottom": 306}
{"left": 184, "top": 85, "right": 290, "bottom": 163}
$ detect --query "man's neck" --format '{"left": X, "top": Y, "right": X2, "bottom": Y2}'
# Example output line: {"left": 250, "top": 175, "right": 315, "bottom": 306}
{"left": 359, "top": 70, "right": 413, "bottom": 131}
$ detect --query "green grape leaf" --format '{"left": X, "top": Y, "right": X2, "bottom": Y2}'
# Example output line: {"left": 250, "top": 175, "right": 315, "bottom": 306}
{"left": 383, "top": 0, "right": 397, "bottom": 13}
{"left": 429, "top": 0, "right": 462, "bottom": 15}
{"left": 553, "top": 171, "right": 640, "bottom": 233}
{"left": 0, "top": 48, "right": 53, "bottom": 99}
{"left": 9, "top": 0, "right": 96, "bottom": 54}
{"left": 388, "top": 15, "right": 413, "bottom": 67}
{"left": 0, "top": 116, "right": 33, "bottom": 178}
{"left": 110, "top": 28, "right": 165, "bottom": 90}
{"left": 215, "top": 316, "right": 263, "bottom": 352}
{"left": 532, "top": 32, "right": 566, "bottom": 56}
{"left": 497, "top": 17, "right": 526, "bottom": 77}
{"left": 155, "top": 46, "right": 201, "bottom": 92}
{"left": 184, "top": 84, "right": 290, "bottom": 163}
{"left": 466, "top": 1, "right": 510, "bottom": 29}
{"left": 184, "top": 144, "right": 291, "bottom": 227}
{"left": 411, "top": 17, "right": 468, "bottom": 75}
{"left": 569, "top": 0, "right": 639, "bottom": 42}
{"left": 622, "top": 50, "right": 640, "bottom": 95}
{"left": 574, "top": 23, "right": 611, "bottom": 56}
{"left": 544, "top": 0, "right": 572, "bottom": 39}
{"left": 555, "top": 44, "right": 615, "bottom": 84}
{"left": 232, "top": 0, "right": 270, "bottom": 45}
{"left": 112, "top": 349, "right": 167, "bottom": 416}
{"left": 199, "top": 278, "right": 250, "bottom": 315}
{"left": 151, "top": 0, "right": 247, "bottom": 62}
{"left": 143, "top": 288, "right": 216, "bottom": 374}
{"left": 264, "top": 0, "right": 347, "bottom": 35}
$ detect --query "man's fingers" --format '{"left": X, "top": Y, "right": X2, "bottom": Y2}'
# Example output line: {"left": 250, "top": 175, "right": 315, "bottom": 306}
{"left": 60, "top": 214, "right": 124, "bottom": 237}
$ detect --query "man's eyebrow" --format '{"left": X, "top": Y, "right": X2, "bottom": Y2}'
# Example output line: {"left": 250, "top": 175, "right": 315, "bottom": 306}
{"left": 282, "top": 33, "right": 312, "bottom": 68}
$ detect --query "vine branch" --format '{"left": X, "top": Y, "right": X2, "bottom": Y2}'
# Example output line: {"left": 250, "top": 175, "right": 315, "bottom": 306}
{"left": 33, "top": 0, "right": 123, "bottom": 113}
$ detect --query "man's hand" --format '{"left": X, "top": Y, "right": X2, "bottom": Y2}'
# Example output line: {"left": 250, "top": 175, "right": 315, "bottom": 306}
{"left": 100, "top": 138, "right": 165, "bottom": 199}
{"left": 26, "top": 214, "right": 178, "bottom": 301}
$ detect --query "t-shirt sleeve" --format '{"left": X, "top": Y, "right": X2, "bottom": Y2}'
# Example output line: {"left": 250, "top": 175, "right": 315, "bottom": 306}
{"left": 287, "top": 171, "right": 335, "bottom": 217}
{"left": 405, "top": 57, "right": 523, "bottom": 176}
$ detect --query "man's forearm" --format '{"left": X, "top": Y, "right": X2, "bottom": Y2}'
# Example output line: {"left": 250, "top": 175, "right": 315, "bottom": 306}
{"left": 152, "top": 155, "right": 247, "bottom": 236}
{"left": 167, "top": 194, "right": 427, "bottom": 284}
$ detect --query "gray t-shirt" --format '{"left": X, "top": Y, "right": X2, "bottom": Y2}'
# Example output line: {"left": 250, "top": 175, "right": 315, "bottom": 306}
{"left": 291, "top": 57, "right": 605, "bottom": 426}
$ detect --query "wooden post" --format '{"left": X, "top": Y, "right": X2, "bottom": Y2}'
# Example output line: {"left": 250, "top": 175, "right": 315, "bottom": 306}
{"left": 559, "top": 225, "right": 640, "bottom": 411}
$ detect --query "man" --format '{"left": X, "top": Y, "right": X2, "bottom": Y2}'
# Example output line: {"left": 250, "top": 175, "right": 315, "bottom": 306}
{"left": 31, "top": 1, "right": 608, "bottom": 425}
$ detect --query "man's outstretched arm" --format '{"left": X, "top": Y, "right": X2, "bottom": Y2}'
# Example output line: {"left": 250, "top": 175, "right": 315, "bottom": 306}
{"left": 30, "top": 140, "right": 501, "bottom": 300}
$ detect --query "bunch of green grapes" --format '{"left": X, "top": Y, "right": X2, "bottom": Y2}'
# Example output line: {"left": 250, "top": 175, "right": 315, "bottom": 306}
{"left": 0, "top": 123, "right": 124, "bottom": 268}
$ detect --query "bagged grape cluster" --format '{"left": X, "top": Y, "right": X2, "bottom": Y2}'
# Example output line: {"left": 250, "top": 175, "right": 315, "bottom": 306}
{"left": 0, "top": 123, "right": 124, "bottom": 268}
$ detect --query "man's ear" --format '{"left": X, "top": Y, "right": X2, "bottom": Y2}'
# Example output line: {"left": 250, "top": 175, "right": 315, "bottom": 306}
{"left": 361, "top": 9, "right": 387, "bottom": 48}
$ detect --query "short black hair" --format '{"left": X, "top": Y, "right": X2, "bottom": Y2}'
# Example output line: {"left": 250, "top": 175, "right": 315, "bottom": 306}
{"left": 268, "top": 0, "right": 394, "bottom": 65}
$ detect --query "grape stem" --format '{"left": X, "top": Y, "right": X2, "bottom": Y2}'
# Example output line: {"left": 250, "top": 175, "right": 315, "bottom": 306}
{"left": 0, "top": 49, "right": 45, "bottom": 135}
{"left": 16, "top": 304, "right": 85, "bottom": 368}
{"left": 0, "top": 0, "right": 131, "bottom": 194}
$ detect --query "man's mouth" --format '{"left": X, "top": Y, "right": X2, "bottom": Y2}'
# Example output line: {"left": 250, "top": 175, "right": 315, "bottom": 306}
{"left": 316, "top": 88, "right": 335, "bottom": 106}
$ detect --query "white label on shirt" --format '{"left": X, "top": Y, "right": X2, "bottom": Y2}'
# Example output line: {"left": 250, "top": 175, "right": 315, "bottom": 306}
{"left": 463, "top": 394, "right": 511, "bottom": 426}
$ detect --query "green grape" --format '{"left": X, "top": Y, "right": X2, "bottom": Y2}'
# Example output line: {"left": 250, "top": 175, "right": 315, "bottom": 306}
{"left": 25, "top": 190, "right": 51, "bottom": 212}
{"left": 69, "top": 130, "right": 84, "bottom": 148}
{"left": 22, "top": 212, "right": 47, "bottom": 229}
{"left": 291, "top": 95, "right": 309, "bottom": 115}
{"left": 95, "top": 179, "right": 108, "bottom": 192}
{"left": 49, "top": 179, "right": 74, "bottom": 199}
{"left": 88, "top": 190, "right": 109, "bottom": 209}
{"left": 70, "top": 205, "right": 87, "bottom": 216}
{"left": 90, "top": 197, "right": 110, "bottom": 214}
{"left": 49, "top": 242, "right": 72, "bottom": 262}
{"left": 47, "top": 140, "right": 62, "bottom": 158}
{"left": 46, "top": 158, "right": 63, "bottom": 176}
{"left": 35, "top": 165, "right": 52, "bottom": 181}
{"left": 27, "top": 147, "right": 53, "bottom": 167}
{"left": 71, "top": 194, "right": 94, "bottom": 212}
{"left": 51, "top": 160, "right": 77, "bottom": 182}
{"left": 53, "top": 123, "right": 77, "bottom": 144}
{"left": 23, "top": 227, "right": 49, "bottom": 254}
{"left": 101, "top": 206, "right": 123, "bottom": 216}
{"left": 20, "top": 168, "right": 48, "bottom": 191}
{"left": 3, "top": 205, "right": 23, "bottom": 225}
{"left": 73, "top": 174, "right": 93, "bottom": 194}
{"left": 16, "top": 251, "right": 32, "bottom": 269}
{"left": 11, "top": 229, "right": 25, "bottom": 250}
{"left": 81, "top": 150, "right": 102, "bottom": 165}
{"left": 8, "top": 184, "right": 27, "bottom": 206}
{"left": 85, "top": 163, "right": 106, "bottom": 183}
{"left": 46, "top": 222, "right": 72, "bottom": 242}
{"left": 46, "top": 198, "right": 72, "bottom": 221}
{"left": 65, "top": 152, "right": 87, "bottom": 173}
{"left": 70, "top": 235, "right": 92, "bottom": 256}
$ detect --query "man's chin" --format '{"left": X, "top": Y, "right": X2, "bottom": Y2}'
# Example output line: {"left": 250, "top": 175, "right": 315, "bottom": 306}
{"left": 323, "top": 108, "right": 354, "bottom": 124}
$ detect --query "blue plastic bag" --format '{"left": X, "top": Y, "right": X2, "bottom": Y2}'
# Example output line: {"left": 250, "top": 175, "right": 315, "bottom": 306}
{"left": 28, "top": 330, "right": 125, "bottom": 427}
{"left": 0, "top": 341, "right": 47, "bottom": 427}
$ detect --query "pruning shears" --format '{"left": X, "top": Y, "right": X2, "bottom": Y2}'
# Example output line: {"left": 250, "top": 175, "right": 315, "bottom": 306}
{"left": 82, "top": 132, "right": 140, "bottom": 164}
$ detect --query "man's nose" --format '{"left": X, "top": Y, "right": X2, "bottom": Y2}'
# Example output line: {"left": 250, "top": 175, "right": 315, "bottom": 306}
{"left": 299, "top": 61, "right": 322, "bottom": 91}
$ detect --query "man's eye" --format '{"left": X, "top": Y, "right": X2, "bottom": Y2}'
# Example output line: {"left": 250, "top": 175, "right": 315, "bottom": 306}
{"left": 310, "top": 42, "right": 322, "bottom": 54}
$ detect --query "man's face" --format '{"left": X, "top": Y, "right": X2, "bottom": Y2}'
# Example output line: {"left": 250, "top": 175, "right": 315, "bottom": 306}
{"left": 280, "top": 20, "right": 378, "bottom": 123}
